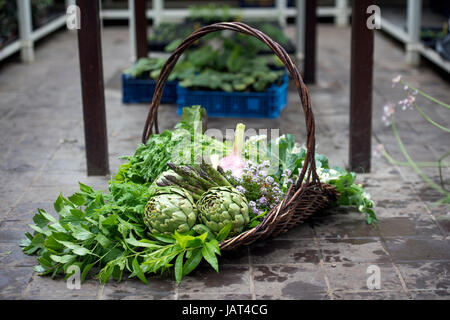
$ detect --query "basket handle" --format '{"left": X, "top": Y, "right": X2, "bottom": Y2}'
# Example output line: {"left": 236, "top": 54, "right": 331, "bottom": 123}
{"left": 141, "top": 22, "right": 320, "bottom": 190}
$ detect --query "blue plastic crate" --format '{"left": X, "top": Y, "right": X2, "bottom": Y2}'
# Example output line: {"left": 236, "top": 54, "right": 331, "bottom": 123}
{"left": 176, "top": 72, "right": 288, "bottom": 118}
{"left": 122, "top": 73, "right": 177, "bottom": 104}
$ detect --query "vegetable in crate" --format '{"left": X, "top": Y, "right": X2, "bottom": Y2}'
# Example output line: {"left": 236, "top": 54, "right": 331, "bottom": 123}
{"left": 197, "top": 186, "right": 250, "bottom": 237}
{"left": 144, "top": 187, "right": 198, "bottom": 235}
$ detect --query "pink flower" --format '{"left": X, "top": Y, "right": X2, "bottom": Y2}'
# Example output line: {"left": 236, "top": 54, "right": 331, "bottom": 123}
{"left": 374, "top": 144, "right": 384, "bottom": 159}
{"left": 382, "top": 102, "right": 395, "bottom": 126}
{"left": 392, "top": 75, "right": 402, "bottom": 87}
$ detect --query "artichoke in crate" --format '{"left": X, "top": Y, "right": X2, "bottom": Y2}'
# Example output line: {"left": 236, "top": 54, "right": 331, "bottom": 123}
{"left": 144, "top": 187, "right": 197, "bottom": 235}
{"left": 197, "top": 186, "right": 250, "bottom": 237}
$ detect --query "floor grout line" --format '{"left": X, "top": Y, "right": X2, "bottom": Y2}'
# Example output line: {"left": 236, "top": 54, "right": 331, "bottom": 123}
{"left": 313, "top": 236, "right": 334, "bottom": 300}
{"left": 1, "top": 140, "right": 64, "bottom": 224}
{"left": 248, "top": 246, "right": 256, "bottom": 300}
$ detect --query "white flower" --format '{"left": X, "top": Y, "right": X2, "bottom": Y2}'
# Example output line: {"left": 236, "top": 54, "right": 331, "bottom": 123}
{"left": 392, "top": 75, "right": 402, "bottom": 87}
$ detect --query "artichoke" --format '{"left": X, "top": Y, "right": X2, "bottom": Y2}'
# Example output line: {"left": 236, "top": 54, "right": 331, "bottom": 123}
{"left": 144, "top": 187, "right": 197, "bottom": 235}
{"left": 197, "top": 186, "right": 250, "bottom": 237}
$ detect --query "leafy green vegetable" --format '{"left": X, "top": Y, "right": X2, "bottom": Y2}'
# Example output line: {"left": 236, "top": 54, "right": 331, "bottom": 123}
{"left": 264, "top": 134, "right": 377, "bottom": 224}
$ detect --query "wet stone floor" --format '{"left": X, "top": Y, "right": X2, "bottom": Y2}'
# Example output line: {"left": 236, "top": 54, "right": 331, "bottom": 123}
{"left": 0, "top": 24, "right": 449, "bottom": 300}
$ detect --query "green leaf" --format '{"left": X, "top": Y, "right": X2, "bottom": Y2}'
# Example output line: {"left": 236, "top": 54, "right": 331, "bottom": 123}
{"left": 164, "top": 38, "right": 183, "bottom": 52}
{"left": 182, "top": 247, "right": 203, "bottom": 277}
{"left": 81, "top": 263, "right": 95, "bottom": 282}
{"left": 68, "top": 193, "right": 86, "bottom": 206}
{"left": 215, "top": 222, "right": 232, "bottom": 242}
{"left": 174, "top": 231, "right": 197, "bottom": 249}
{"left": 28, "top": 224, "right": 51, "bottom": 236}
{"left": 202, "top": 243, "right": 219, "bottom": 272}
{"left": 207, "top": 239, "right": 220, "bottom": 256}
{"left": 132, "top": 257, "right": 148, "bottom": 284}
{"left": 174, "top": 252, "right": 184, "bottom": 284}
{"left": 53, "top": 194, "right": 74, "bottom": 217}
{"left": 56, "top": 240, "right": 90, "bottom": 256}
{"left": 50, "top": 254, "right": 76, "bottom": 264}
{"left": 79, "top": 182, "right": 94, "bottom": 194}
{"left": 125, "top": 233, "right": 160, "bottom": 249}
{"left": 68, "top": 224, "right": 94, "bottom": 241}
{"left": 95, "top": 233, "right": 111, "bottom": 248}
{"left": 151, "top": 233, "right": 176, "bottom": 244}
{"left": 99, "top": 264, "right": 114, "bottom": 284}
{"left": 22, "top": 233, "right": 45, "bottom": 254}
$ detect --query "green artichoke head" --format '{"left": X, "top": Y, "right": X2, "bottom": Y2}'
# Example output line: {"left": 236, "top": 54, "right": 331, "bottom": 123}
{"left": 197, "top": 186, "right": 249, "bottom": 237}
{"left": 144, "top": 187, "right": 197, "bottom": 235}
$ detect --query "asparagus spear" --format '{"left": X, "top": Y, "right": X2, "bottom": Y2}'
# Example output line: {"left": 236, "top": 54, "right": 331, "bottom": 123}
{"left": 167, "top": 163, "right": 217, "bottom": 190}
{"left": 200, "top": 161, "right": 232, "bottom": 186}
{"left": 163, "top": 175, "right": 206, "bottom": 199}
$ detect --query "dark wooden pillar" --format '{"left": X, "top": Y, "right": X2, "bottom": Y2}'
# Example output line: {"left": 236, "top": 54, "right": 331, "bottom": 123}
{"left": 76, "top": 0, "right": 109, "bottom": 175}
{"left": 134, "top": 0, "right": 148, "bottom": 59}
{"left": 349, "top": 0, "right": 374, "bottom": 173}
{"left": 304, "top": 0, "right": 317, "bottom": 84}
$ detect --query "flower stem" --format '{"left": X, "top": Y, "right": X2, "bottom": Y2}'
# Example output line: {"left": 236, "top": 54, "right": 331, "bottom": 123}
{"left": 412, "top": 102, "right": 450, "bottom": 133}
{"left": 390, "top": 117, "right": 450, "bottom": 196}
{"left": 401, "top": 80, "right": 450, "bottom": 110}
{"left": 381, "top": 147, "right": 450, "bottom": 167}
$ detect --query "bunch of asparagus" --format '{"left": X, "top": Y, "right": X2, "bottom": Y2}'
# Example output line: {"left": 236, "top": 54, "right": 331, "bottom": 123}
{"left": 157, "top": 162, "right": 232, "bottom": 201}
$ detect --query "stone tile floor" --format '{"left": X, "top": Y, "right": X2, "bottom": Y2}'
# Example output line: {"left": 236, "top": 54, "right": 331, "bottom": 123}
{"left": 0, "top": 24, "right": 449, "bottom": 300}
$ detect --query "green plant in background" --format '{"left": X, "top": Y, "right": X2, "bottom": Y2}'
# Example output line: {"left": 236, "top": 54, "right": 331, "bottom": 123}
{"left": 0, "top": 0, "right": 18, "bottom": 48}
{"left": 126, "top": 37, "right": 285, "bottom": 92}
{"left": 379, "top": 75, "right": 450, "bottom": 206}
{"left": 31, "top": 0, "right": 54, "bottom": 27}
{"left": 187, "top": 3, "right": 240, "bottom": 24}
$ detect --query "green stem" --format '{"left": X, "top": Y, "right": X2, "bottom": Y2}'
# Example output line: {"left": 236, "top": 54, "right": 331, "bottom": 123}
{"left": 401, "top": 80, "right": 450, "bottom": 110}
{"left": 381, "top": 148, "right": 450, "bottom": 167}
{"left": 233, "top": 123, "right": 246, "bottom": 155}
{"left": 413, "top": 102, "right": 450, "bottom": 133}
{"left": 438, "top": 151, "right": 450, "bottom": 192}
{"left": 391, "top": 117, "right": 450, "bottom": 196}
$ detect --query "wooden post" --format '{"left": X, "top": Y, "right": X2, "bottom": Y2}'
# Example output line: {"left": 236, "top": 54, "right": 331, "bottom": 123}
{"left": 76, "top": 0, "right": 109, "bottom": 175}
{"left": 349, "top": 0, "right": 374, "bottom": 173}
{"left": 295, "top": 0, "right": 306, "bottom": 67}
{"left": 304, "top": 0, "right": 317, "bottom": 84}
{"left": 134, "top": 0, "right": 148, "bottom": 59}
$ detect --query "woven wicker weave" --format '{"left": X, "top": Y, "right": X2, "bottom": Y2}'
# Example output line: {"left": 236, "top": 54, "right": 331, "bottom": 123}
{"left": 141, "top": 22, "right": 338, "bottom": 251}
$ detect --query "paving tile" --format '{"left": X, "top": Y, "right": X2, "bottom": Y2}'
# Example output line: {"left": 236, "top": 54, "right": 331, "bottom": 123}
{"left": 0, "top": 220, "right": 32, "bottom": 244}
{"left": 177, "top": 293, "right": 253, "bottom": 300}
{"left": 377, "top": 216, "right": 444, "bottom": 238}
{"left": 0, "top": 266, "right": 33, "bottom": 295}
{"left": 310, "top": 207, "right": 380, "bottom": 239}
{"left": 324, "top": 262, "right": 403, "bottom": 292}
{"left": 396, "top": 261, "right": 450, "bottom": 291}
{"left": 274, "top": 223, "right": 315, "bottom": 240}
{"left": 318, "top": 238, "right": 390, "bottom": 263}
{"left": 250, "top": 239, "right": 319, "bottom": 265}
{"left": 332, "top": 291, "right": 410, "bottom": 300}
{"left": 410, "top": 290, "right": 450, "bottom": 300}
{"left": 101, "top": 277, "right": 176, "bottom": 300}
{"left": 0, "top": 243, "right": 36, "bottom": 267}
{"left": 384, "top": 238, "right": 450, "bottom": 261}
{"left": 435, "top": 215, "right": 450, "bottom": 236}
{"left": 21, "top": 274, "right": 99, "bottom": 300}
{"left": 253, "top": 264, "right": 328, "bottom": 300}
{"left": 219, "top": 245, "right": 250, "bottom": 265}
{"left": 177, "top": 265, "right": 251, "bottom": 295}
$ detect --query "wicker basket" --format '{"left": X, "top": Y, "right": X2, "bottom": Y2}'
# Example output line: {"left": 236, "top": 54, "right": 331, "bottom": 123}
{"left": 141, "top": 22, "right": 338, "bottom": 251}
